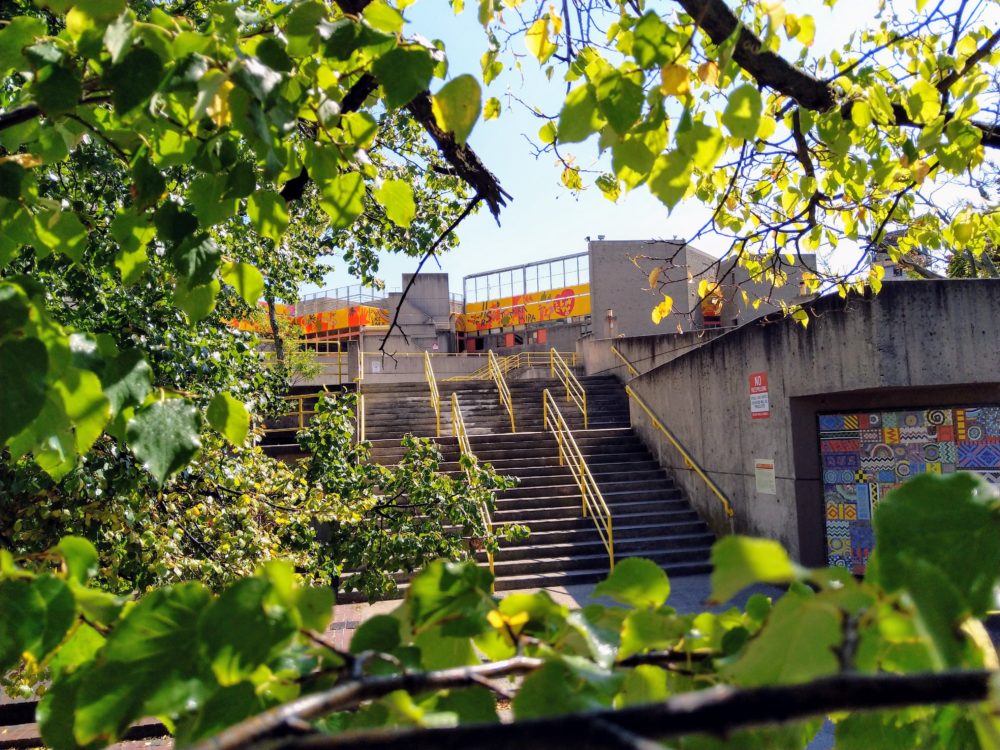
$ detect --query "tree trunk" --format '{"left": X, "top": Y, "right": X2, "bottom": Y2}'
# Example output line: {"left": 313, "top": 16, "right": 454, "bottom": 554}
{"left": 264, "top": 291, "right": 285, "bottom": 366}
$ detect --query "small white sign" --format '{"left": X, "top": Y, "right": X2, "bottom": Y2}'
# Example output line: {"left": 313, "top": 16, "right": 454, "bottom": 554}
{"left": 749, "top": 372, "right": 770, "bottom": 419}
{"left": 370, "top": 360, "right": 382, "bottom": 374}
{"left": 754, "top": 459, "right": 776, "bottom": 495}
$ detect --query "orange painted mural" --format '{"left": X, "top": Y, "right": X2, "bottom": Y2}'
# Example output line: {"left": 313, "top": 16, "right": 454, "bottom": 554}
{"left": 229, "top": 303, "right": 389, "bottom": 335}
{"left": 455, "top": 284, "right": 591, "bottom": 333}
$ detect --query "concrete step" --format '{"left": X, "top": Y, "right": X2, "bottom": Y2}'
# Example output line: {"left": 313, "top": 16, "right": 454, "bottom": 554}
{"left": 488, "top": 532, "right": 715, "bottom": 561}
{"left": 488, "top": 546, "right": 714, "bottom": 577}
{"left": 492, "top": 560, "right": 712, "bottom": 592}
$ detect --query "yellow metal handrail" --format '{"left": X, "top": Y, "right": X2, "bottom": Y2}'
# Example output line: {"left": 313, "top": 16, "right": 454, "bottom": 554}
{"left": 424, "top": 351, "right": 442, "bottom": 437}
{"left": 624, "top": 384, "right": 734, "bottom": 519}
{"left": 610, "top": 346, "right": 640, "bottom": 377}
{"left": 451, "top": 393, "right": 494, "bottom": 577}
{"left": 488, "top": 350, "right": 516, "bottom": 432}
{"left": 356, "top": 393, "right": 365, "bottom": 444}
{"left": 550, "top": 348, "right": 587, "bottom": 428}
{"left": 264, "top": 393, "right": 320, "bottom": 434}
{"left": 543, "top": 389, "right": 614, "bottom": 569}
{"left": 444, "top": 351, "right": 578, "bottom": 381}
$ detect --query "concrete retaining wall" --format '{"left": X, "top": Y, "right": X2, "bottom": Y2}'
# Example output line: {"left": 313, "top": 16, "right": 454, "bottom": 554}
{"left": 626, "top": 280, "right": 1000, "bottom": 560}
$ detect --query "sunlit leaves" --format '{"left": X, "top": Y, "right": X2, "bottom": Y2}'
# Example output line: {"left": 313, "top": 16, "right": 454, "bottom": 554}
{"left": 593, "top": 558, "right": 670, "bottom": 608}
{"left": 659, "top": 64, "right": 689, "bottom": 97}
{"left": 319, "top": 173, "right": 365, "bottom": 230}
{"left": 648, "top": 151, "right": 692, "bottom": 211}
{"left": 247, "top": 190, "right": 290, "bottom": 243}
{"left": 710, "top": 536, "right": 798, "bottom": 603}
{"left": 126, "top": 397, "right": 202, "bottom": 483}
{"left": 207, "top": 393, "right": 250, "bottom": 446}
{"left": 525, "top": 17, "right": 558, "bottom": 64}
{"left": 106, "top": 47, "right": 163, "bottom": 113}
{"left": 220, "top": 261, "right": 264, "bottom": 307}
{"left": 557, "top": 84, "right": 601, "bottom": 143}
{"left": 431, "top": 75, "right": 482, "bottom": 145}
{"left": 722, "top": 85, "right": 763, "bottom": 140}
{"left": 651, "top": 295, "right": 672, "bottom": 324}
{"left": 372, "top": 47, "right": 436, "bottom": 109}
{"left": 903, "top": 80, "right": 942, "bottom": 124}
{"left": 374, "top": 179, "right": 416, "bottom": 228}
{"left": 595, "top": 70, "right": 644, "bottom": 135}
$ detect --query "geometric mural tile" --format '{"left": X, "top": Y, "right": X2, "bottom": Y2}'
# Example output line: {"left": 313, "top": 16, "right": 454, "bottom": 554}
{"left": 957, "top": 442, "right": 1000, "bottom": 469}
{"left": 820, "top": 404, "right": 1000, "bottom": 572}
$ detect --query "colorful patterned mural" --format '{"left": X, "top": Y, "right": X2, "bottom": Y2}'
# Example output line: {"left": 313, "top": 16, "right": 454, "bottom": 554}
{"left": 229, "top": 304, "right": 389, "bottom": 336}
{"left": 455, "top": 284, "right": 591, "bottom": 333}
{"left": 820, "top": 406, "right": 1000, "bottom": 574}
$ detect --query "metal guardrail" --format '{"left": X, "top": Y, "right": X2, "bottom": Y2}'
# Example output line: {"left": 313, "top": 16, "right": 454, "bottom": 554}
{"left": 265, "top": 393, "right": 319, "bottom": 434}
{"left": 610, "top": 345, "right": 640, "bottom": 377}
{"left": 550, "top": 349, "right": 587, "bottom": 428}
{"left": 356, "top": 393, "right": 365, "bottom": 444}
{"left": 451, "top": 393, "right": 494, "bottom": 577}
{"left": 542, "top": 389, "right": 614, "bottom": 569}
{"left": 488, "top": 350, "right": 516, "bottom": 432}
{"left": 425, "top": 351, "right": 442, "bottom": 437}
{"left": 624, "top": 384, "right": 734, "bottom": 520}
{"left": 443, "top": 350, "right": 578, "bottom": 382}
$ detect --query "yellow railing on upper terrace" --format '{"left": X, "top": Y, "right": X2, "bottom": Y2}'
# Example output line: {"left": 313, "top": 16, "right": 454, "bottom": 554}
{"left": 543, "top": 389, "right": 613, "bottom": 569}
{"left": 444, "top": 350, "right": 578, "bottom": 382}
{"left": 550, "top": 349, "right": 587, "bottom": 428}
{"left": 424, "top": 351, "right": 442, "bottom": 437}
{"left": 266, "top": 393, "right": 319, "bottom": 434}
{"left": 451, "top": 393, "right": 494, "bottom": 577}
{"left": 488, "top": 351, "right": 516, "bottom": 432}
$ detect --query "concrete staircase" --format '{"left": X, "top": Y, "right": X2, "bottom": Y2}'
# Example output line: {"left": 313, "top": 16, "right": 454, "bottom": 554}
{"left": 361, "top": 373, "right": 714, "bottom": 592}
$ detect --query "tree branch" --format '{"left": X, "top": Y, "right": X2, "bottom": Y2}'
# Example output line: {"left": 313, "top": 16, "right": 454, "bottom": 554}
{"left": 674, "top": 0, "right": 1000, "bottom": 150}
{"left": 259, "top": 670, "right": 993, "bottom": 750}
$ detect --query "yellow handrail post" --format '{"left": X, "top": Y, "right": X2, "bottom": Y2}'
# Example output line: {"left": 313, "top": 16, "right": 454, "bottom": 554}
{"left": 487, "top": 350, "right": 515, "bottom": 432}
{"left": 550, "top": 348, "right": 588, "bottom": 429}
{"left": 356, "top": 393, "right": 365, "bottom": 444}
{"left": 424, "top": 351, "right": 441, "bottom": 437}
{"left": 542, "top": 388, "right": 614, "bottom": 570}
{"left": 452, "top": 393, "right": 495, "bottom": 587}
{"left": 624, "top": 384, "right": 735, "bottom": 523}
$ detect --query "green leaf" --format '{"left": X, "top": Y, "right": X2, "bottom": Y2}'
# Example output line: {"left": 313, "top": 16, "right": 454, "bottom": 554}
{"left": 55, "top": 537, "right": 99, "bottom": 584}
{"left": 173, "top": 278, "right": 220, "bottom": 323}
{"left": 434, "top": 687, "right": 498, "bottom": 724}
{"left": 106, "top": 47, "right": 163, "bottom": 113}
{"left": 558, "top": 84, "right": 601, "bottom": 143}
{"left": 725, "top": 590, "right": 842, "bottom": 686}
{"left": 593, "top": 558, "right": 670, "bottom": 608}
{"left": 676, "top": 120, "right": 726, "bottom": 171}
{"left": 869, "top": 473, "right": 1000, "bottom": 618}
{"left": 319, "top": 173, "right": 365, "bottom": 230}
{"left": 32, "top": 64, "right": 82, "bottom": 117}
{"left": 595, "top": 70, "right": 644, "bottom": 135}
{"left": 207, "top": 392, "right": 249, "bottom": 446}
{"left": 0, "top": 16, "right": 47, "bottom": 74}
{"left": 131, "top": 158, "right": 165, "bottom": 209}
{"left": 0, "top": 579, "right": 46, "bottom": 673}
{"left": 372, "top": 47, "right": 435, "bottom": 109}
{"left": 903, "top": 79, "right": 942, "bottom": 124}
{"left": 619, "top": 608, "right": 685, "bottom": 659}
{"left": 173, "top": 682, "right": 262, "bottom": 747}
{"left": 722, "top": 84, "right": 763, "bottom": 140}
{"left": 647, "top": 150, "right": 692, "bottom": 211}
{"left": 513, "top": 659, "right": 619, "bottom": 719}
{"left": 74, "top": 583, "right": 211, "bottom": 744}
{"left": 246, "top": 190, "right": 289, "bottom": 243}
{"left": 30, "top": 575, "right": 76, "bottom": 663}
{"left": 126, "top": 397, "right": 202, "bottom": 483}
{"left": 199, "top": 578, "right": 297, "bottom": 686}
{"left": 350, "top": 614, "right": 402, "bottom": 654}
{"left": 56, "top": 366, "right": 111, "bottom": 454}
{"left": 431, "top": 75, "right": 482, "bottom": 146}
{"left": 101, "top": 349, "right": 152, "bottom": 417}
{"left": 220, "top": 261, "right": 264, "bottom": 306}
{"left": 407, "top": 560, "right": 493, "bottom": 636}
{"left": 611, "top": 138, "right": 655, "bottom": 190}
{"left": 632, "top": 13, "right": 670, "bottom": 67}
{"left": 614, "top": 664, "right": 668, "bottom": 707}
{"left": 374, "top": 179, "right": 416, "bottom": 228}
{"left": 710, "top": 536, "right": 798, "bottom": 603}
{"left": 0, "top": 337, "right": 48, "bottom": 444}
{"left": 171, "top": 233, "right": 220, "bottom": 286}
{"left": 34, "top": 210, "right": 88, "bottom": 262}
{"left": 483, "top": 96, "right": 501, "bottom": 120}
{"left": 414, "top": 626, "right": 479, "bottom": 671}
{"left": 363, "top": 0, "right": 405, "bottom": 33}
{"left": 50, "top": 624, "right": 105, "bottom": 679}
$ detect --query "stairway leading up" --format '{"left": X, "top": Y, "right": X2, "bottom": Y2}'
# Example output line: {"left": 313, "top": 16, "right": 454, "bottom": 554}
{"left": 361, "top": 373, "right": 714, "bottom": 592}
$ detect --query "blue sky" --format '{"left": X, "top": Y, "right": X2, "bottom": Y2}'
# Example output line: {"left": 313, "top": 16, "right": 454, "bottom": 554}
{"left": 307, "top": 0, "right": 881, "bottom": 296}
